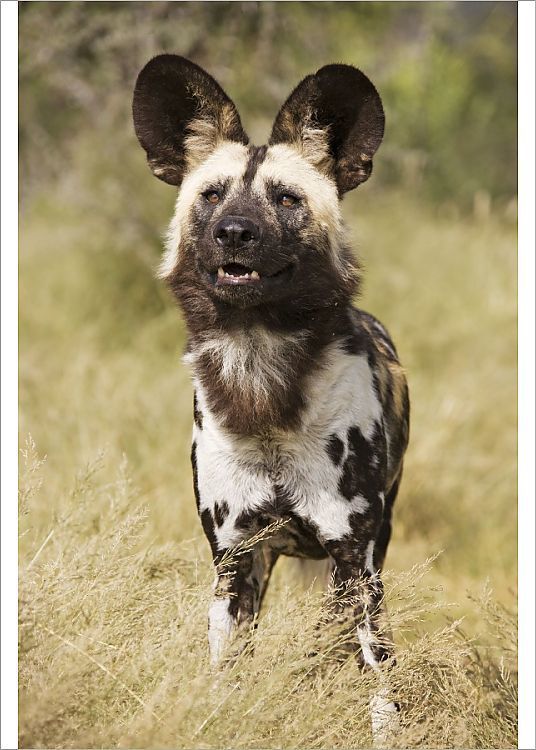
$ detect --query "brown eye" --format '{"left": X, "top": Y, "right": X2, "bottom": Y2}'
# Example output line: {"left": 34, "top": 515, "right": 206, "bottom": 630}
{"left": 204, "top": 190, "right": 220, "bottom": 205}
{"left": 279, "top": 194, "right": 298, "bottom": 207}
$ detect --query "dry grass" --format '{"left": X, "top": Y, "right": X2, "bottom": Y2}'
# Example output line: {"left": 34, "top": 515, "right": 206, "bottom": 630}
{"left": 19, "top": 440, "right": 516, "bottom": 750}
{"left": 19, "top": 183, "right": 517, "bottom": 747}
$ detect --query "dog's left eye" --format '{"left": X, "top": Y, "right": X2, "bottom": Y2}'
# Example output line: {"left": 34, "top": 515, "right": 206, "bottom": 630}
{"left": 278, "top": 194, "right": 299, "bottom": 208}
{"left": 203, "top": 190, "right": 221, "bottom": 205}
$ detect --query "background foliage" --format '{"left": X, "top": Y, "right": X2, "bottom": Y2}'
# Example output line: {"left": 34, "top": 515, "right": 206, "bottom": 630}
{"left": 19, "top": 3, "right": 517, "bottom": 748}
{"left": 20, "top": 1, "right": 517, "bottom": 208}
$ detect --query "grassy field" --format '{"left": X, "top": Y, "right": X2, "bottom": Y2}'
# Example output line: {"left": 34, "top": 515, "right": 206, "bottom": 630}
{"left": 19, "top": 178, "right": 517, "bottom": 748}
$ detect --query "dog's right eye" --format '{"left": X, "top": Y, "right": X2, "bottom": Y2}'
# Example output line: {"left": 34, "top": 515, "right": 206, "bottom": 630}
{"left": 203, "top": 190, "right": 221, "bottom": 205}
{"left": 278, "top": 194, "right": 298, "bottom": 208}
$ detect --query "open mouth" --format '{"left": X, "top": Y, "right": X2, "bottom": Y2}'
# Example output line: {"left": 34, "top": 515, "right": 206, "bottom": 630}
{"left": 212, "top": 263, "right": 292, "bottom": 287}
{"left": 216, "top": 263, "right": 261, "bottom": 286}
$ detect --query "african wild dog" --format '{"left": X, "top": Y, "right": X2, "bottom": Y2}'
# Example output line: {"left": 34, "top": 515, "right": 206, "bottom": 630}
{"left": 133, "top": 55, "right": 409, "bottom": 743}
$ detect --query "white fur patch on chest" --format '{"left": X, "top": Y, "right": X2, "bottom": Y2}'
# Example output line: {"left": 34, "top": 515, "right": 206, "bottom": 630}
{"left": 193, "top": 344, "right": 385, "bottom": 549}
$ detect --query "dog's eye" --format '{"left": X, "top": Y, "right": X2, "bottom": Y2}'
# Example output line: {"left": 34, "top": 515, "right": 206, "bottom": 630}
{"left": 203, "top": 190, "right": 221, "bottom": 205}
{"left": 278, "top": 194, "right": 299, "bottom": 208}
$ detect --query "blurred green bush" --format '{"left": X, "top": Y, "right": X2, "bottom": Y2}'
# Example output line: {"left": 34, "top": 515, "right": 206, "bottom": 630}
{"left": 20, "top": 1, "right": 516, "bottom": 210}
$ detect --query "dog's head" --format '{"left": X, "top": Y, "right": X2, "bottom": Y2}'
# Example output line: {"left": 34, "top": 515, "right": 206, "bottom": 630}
{"left": 133, "top": 55, "right": 384, "bottom": 320}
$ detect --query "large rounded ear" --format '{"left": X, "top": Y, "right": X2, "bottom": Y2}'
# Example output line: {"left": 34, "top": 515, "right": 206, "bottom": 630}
{"left": 132, "top": 54, "right": 248, "bottom": 186}
{"left": 269, "top": 64, "right": 384, "bottom": 193}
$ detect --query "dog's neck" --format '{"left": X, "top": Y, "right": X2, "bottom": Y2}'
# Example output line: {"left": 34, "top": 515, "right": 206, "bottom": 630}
{"left": 167, "top": 251, "right": 359, "bottom": 435}
{"left": 183, "top": 303, "right": 355, "bottom": 436}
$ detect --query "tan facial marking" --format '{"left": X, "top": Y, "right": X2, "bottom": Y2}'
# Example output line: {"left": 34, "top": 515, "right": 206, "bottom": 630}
{"left": 160, "top": 141, "right": 250, "bottom": 278}
{"left": 254, "top": 144, "right": 342, "bottom": 236}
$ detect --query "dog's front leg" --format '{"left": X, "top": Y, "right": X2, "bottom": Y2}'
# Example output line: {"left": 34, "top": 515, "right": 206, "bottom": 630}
{"left": 208, "top": 544, "right": 277, "bottom": 665}
{"left": 328, "top": 550, "right": 400, "bottom": 748}
{"left": 208, "top": 552, "right": 255, "bottom": 665}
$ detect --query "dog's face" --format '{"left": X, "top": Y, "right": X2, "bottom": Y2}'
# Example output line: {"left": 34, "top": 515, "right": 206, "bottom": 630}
{"left": 133, "top": 56, "right": 384, "bottom": 316}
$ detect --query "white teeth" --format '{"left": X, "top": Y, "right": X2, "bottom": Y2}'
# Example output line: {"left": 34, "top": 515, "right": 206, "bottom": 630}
{"left": 217, "top": 267, "right": 260, "bottom": 281}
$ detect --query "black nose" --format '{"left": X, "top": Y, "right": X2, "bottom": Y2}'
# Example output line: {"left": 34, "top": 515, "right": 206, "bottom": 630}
{"left": 212, "top": 216, "right": 260, "bottom": 250}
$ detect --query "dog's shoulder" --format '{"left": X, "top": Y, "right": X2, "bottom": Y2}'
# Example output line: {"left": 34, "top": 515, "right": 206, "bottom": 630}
{"left": 343, "top": 307, "right": 399, "bottom": 361}
{"left": 345, "top": 307, "right": 410, "bottom": 480}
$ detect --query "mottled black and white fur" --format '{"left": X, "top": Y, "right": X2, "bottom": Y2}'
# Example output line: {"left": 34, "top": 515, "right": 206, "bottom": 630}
{"left": 133, "top": 55, "right": 410, "bottom": 744}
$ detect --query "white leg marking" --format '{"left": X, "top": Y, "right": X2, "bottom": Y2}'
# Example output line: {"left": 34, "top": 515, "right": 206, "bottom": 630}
{"left": 370, "top": 687, "right": 400, "bottom": 748}
{"left": 208, "top": 597, "right": 235, "bottom": 665}
{"left": 357, "top": 624, "right": 381, "bottom": 672}
{"left": 365, "top": 539, "right": 376, "bottom": 574}
{"left": 356, "top": 573, "right": 399, "bottom": 747}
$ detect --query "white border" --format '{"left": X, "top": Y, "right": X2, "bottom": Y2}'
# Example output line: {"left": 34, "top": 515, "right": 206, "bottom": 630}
{"left": 1, "top": 2, "right": 19, "bottom": 748}
{"left": 3, "top": 3, "right": 533, "bottom": 750}
{"left": 517, "top": 3, "right": 535, "bottom": 749}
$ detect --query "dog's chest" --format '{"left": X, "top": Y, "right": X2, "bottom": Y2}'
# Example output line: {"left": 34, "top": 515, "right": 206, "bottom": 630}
{"left": 191, "top": 344, "right": 389, "bottom": 554}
